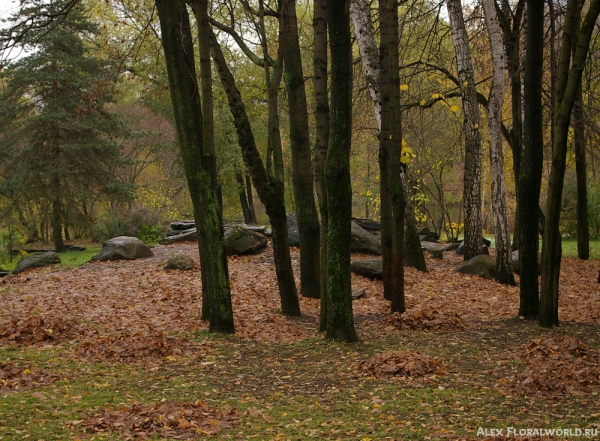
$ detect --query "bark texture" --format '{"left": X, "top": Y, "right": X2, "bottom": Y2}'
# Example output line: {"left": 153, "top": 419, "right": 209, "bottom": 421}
{"left": 447, "top": 0, "right": 483, "bottom": 261}
{"left": 282, "top": 0, "right": 321, "bottom": 299}
{"left": 210, "top": 29, "right": 301, "bottom": 317}
{"left": 482, "top": 0, "right": 515, "bottom": 285}
{"left": 325, "top": 0, "right": 358, "bottom": 342}
{"left": 540, "top": 0, "right": 600, "bottom": 328}
{"left": 155, "top": 0, "right": 234, "bottom": 333}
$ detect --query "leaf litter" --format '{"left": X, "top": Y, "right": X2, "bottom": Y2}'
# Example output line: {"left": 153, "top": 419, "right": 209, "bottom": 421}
{"left": 383, "top": 307, "right": 467, "bottom": 331}
{"left": 72, "top": 399, "right": 238, "bottom": 439}
{"left": 0, "top": 361, "right": 61, "bottom": 392}
{"left": 500, "top": 335, "right": 600, "bottom": 397}
{"left": 358, "top": 350, "right": 449, "bottom": 378}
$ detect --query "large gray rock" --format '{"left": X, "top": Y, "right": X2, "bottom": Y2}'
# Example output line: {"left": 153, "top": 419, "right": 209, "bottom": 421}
{"left": 160, "top": 228, "right": 197, "bottom": 244}
{"left": 441, "top": 242, "right": 461, "bottom": 252}
{"left": 224, "top": 225, "right": 267, "bottom": 256}
{"left": 350, "top": 221, "right": 381, "bottom": 255}
{"left": 455, "top": 255, "right": 496, "bottom": 280}
{"left": 511, "top": 250, "right": 541, "bottom": 275}
{"left": 13, "top": 251, "right": 61, "bottom": 274}
{"left": 421, "top": 241, "right": 443, "bottom": 259}
{"left": 455, "top": 238, "right": 491, "bottom": 256}
{"left": 164, "top": 254, "right": 196, "bottom": 270}
{"left": 286, "top": 213, "right": 300, "bottom": 247}
{"left": 92, "top": 236, "right": 154, "bottom": 262}
{"left": 351, "top": 258, "right": 382, "bottom": 280}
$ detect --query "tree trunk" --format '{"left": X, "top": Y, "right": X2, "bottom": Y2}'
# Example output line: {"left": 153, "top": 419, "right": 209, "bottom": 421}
{"left": 210, "top": 29, "right": 301, "bottom": 316}
{"left": 447, "top": 0, "right": 483, "bottom": 261}
{"left": 155, "top": 0, "right": 234, "bottom": 333}
{"left": 313, "top": 0, "right": 330, "bottom": 329}
{"left": 573, "top": 66, "right": 589, "bottom": 260}
{"left": 325, "top": 0, "right": 358, "bottom": 342}
{"left": 382, "top": 0, "right": 406, "bottom": 312}
{"left": 497, "top": 0, "right": 524, "bottom": 251}
{"left": 51, "top": 143, "right": 66, "bottom": 253}
{"left": 236, "top": 170, "right": 252, "bottom": 224}
{"left": 281, "top": 0, "right": 321, "bottom": 299}
{"left": 540, "top": 0, "right": 600, "bottom": 328}
{"left": 190, "top": 0, "right": 217, "bottom": 322}
{"left": 246, "top": 173, "right": 258, "bottom": 224}
{"left": 350, "top": 0, "right": 426, "bottom": 272}
{"left": 482, "top": 0, "right": 515, "bottom": 285}
{"left": 516, "top": 0, "right": 544, "bottom": 319}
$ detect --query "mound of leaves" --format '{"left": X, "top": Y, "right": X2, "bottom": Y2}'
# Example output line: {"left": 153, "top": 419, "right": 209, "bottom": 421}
{"left": 384, "top": 308, "right": 466, "bottom": 332}
{"left": 73, "top": 329, "right": 186, "bottom": 362}
{"left": 358, "top": 350, "right": 449, "bottom": 378}
{"left": 75, "top": 400, "right": 238, "bottom": 439}
{"left": 0, "top": 314, "right": 78, "bottom": 344}
{"left": 0, "top": 362, "right": 60, "bottom": 392}
{"left": 504, "top": 335, "right": 600, "bottom": 397}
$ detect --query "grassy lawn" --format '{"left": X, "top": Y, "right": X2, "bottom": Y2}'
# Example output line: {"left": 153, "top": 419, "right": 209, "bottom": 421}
{"left": 1, "top": 321, "right": 599, "bottom": 441}
{"left": 0, "top": 246, "right": 102, "bottom": 272}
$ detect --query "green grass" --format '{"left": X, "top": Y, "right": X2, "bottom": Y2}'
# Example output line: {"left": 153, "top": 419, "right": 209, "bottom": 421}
{"left": 1, "top": 322, "right": 599, "bottom": 440}
{"left": 0, "top": 246, "right": 101, "bottom": 272}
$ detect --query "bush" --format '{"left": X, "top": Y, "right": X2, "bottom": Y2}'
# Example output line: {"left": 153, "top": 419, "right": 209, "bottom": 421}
{"left": 92, "top": 207, "right": 166, "bottom": 244}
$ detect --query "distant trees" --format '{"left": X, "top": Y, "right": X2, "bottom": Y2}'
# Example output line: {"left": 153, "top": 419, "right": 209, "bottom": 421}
{"left": 0, "top": 1, "right": 132, "bottom": 251}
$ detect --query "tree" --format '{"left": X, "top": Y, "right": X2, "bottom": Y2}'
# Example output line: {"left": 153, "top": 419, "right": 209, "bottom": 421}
{"left": 482, "top": 0, "right": 515, "bottom": 285}
{"left": 281, "top": 0, "right": 322, "bottom": 299}
{"left": 325, "top": 0, "right": 358, "bottom": 342}
{"left": 0, "top": 1, "right": 131, "bottom": 252}
{"left": 155, "top": 0, "right": 234, "bottom": 333}
{"left": 540, "top": 0, "right": 600, "bottom": 327}
{"left": 447, "top": 0, "right": 483, "bottom": 261}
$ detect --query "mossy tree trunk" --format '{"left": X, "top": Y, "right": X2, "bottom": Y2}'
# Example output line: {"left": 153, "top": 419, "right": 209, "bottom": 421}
{"left": 540, "top": 0, "right": 600, "bottom": 328}
{"left": 210, "top": 29, "right": 301, "bottom": 316}
{"left": 312, "top": 0, "right": 330, "bottom": 330}
{"left": 155, "top": 0, "right": 234, "bottom": 333}
{"left": 282, "top": 0, "right": 321, "bottom": 299}
{"left": 325, "top": 0, "right": 358, "bottom": 342}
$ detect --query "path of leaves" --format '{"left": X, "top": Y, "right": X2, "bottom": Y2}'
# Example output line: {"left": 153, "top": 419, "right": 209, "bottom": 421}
{"left": 0, "top": 361, "right": 60, "bottom": 392}
{"left": 72, "top": 400, "right": 237, "bottom": 439}
{"left": 0, "top": 242, "right": 598, "bottom": 348}
{"left": 358, "top": 350, "right": 449, "bottom": 377}
{"left": 500, "top": 335, "right": 600, "bottom": 397}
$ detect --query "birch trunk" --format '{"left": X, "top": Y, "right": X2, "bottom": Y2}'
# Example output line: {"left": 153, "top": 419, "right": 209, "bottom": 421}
{"left": 350, "top": 0, "right": 426, "bottom": 273}
{"left": 482, "top": 0, "right": 515, "bottom": 285}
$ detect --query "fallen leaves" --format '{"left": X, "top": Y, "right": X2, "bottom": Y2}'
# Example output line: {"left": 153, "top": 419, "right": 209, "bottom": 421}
{"left": 74, "top": 400, "right": 238, "bottom": 439}
{"left": 358, "top": 350, "right": 449, "bottom": 378}
{"left": 383, "top": 307, "right": 466, "bottom": 331}
{"left": 0, "top": 361, "right": 60, "bottom": 392}
{"left": 500, "top": 335, "right": 600, "bottom": 397}
{"left": 0, "top": 314, "right": 79, "bottom": 344}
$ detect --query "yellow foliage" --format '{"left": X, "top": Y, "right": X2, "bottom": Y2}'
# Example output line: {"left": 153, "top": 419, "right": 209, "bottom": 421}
{"left": 400, "top": 83, "right": 409, "bottom": 91}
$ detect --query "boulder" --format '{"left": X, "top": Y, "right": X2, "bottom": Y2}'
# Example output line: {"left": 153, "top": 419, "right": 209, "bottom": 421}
{"left": 455, "top": 255, "right": 496, "bottom": 280}
{"left": 351, "top": 258, "right": 382, "bottom": 280}
{"left": 511, "top": 250, "right": 541, "bottom": 275}
{"left": 352, "top": 287, "right": 365, "bottom": 300}
{"left": 351, "top": 221, "right": 381, "bottom": 255}
{"left": 224, "top": 225, "right": 267, "bottom": 256}
{"left": 170, "top": 220, "right": 196, "bottom": 231}
{"left": 92, "top": 236, "right": 154, "bottom": 262}
{"left": 418, "top": 227, "right": 440, "bottom": 242}
{"left": 13, "top": 251, "right": 61, "bottom": 274}
{"left": 421, "top": 241, "right": 443, "bottom": 259}
{"left": 160, "top": 228, "right": 198, "bottom": 244}
{"left": 353, "top": 218, "right": 381, "bottom": 231}
{"left": 287, "top": 213, "right": 300, "bottom": 247}
{"left": 0, "top": 270, "right": 9, "bottom": 278}
{"left": 165, "top": 254, "right": 196, "bottom": 270}
{"left": 441, "top": 242, "right": 461, "bottom": 252}
{"left": 455, "top": 238, "right": 491, "bottom": 256}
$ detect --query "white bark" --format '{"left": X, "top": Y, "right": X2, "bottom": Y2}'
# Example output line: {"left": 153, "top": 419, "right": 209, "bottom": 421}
{"left": 482, "top": 0, "right": 515, "bottom": 284}
{"left": 447, "top": 0, "right": 483, "bottom": 259}
{"left": 350, "top": 0, "right": 381, "bottom": 130}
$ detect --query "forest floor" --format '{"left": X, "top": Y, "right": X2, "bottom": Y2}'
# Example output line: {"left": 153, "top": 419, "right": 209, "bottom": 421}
{"left": 1, "top": 241, "right": 599, "bottom": 440}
